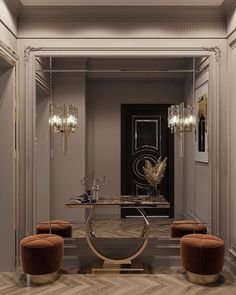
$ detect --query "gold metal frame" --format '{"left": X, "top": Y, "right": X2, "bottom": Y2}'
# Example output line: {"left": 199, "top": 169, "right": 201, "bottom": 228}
{"left": 185, "top": 271, "right": 219, "bottom": 285}
{"left": 26, "top": 272, "right": 59, "bottom": 285}
{"left": 85, "top": 207, "right": 150, "bottom": 272}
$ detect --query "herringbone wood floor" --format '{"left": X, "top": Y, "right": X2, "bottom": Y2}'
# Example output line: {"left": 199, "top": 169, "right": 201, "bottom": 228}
{"left": 1, "top": 268, "right": 235, "bottom": 295}
{"left": 4, "top": 218, "right": 229, "bottom": 294}
{"left": 72, "top": 217, "right": 180, "bottom": 239}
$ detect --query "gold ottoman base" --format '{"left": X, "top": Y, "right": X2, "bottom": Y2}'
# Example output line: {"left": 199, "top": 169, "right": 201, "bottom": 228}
{"left": 185, "top": 271, "right": 219, "bottom": 285}
{"left": 26, "top": 272, "right": 59, "bottom": 285}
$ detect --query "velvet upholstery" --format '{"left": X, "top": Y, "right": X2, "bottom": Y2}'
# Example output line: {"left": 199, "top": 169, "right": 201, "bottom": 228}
{"left": 180, "top": 234, "right": 225, "bottom": 275}
{"left": 36, "top": 220, "right": 72, "bottom": 238}
{"left": 171, "top": 220, "right": 207, "bottom": 238}
{"left": 20, "top": 234, "right": 64, "bottom": 275}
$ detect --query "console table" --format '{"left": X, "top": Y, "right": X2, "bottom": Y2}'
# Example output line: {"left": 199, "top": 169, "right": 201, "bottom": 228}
{"left": 66, "top": 195, "right": 170, "bottom": 273}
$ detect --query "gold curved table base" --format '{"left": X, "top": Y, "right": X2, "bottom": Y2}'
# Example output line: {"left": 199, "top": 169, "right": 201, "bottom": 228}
{"left": 85, "top": 207, "right": 150, "bottom": 270}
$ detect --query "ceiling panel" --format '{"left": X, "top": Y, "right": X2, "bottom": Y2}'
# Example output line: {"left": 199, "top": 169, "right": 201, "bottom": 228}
{"left": 20, "top": 0, "right": 224, "bottom": 6}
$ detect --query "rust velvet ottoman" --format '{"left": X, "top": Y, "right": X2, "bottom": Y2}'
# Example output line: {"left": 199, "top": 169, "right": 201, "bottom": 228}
{"left": 171, "top": 220, "right": 207, "bottom": 238}
{"left": 20, "top": 234, "right": 64, "bottom": 284}
{"left": 180, "top": 234, "right": 225, "bottom": 284}
{"left": 36, "top": 220, "right": 72, "bottom": 238}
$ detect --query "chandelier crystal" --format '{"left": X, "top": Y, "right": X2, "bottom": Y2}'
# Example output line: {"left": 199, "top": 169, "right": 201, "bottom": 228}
{"left": 168, "top": 102, "right": 196, "bottom": 134}
{"left": 49, "top": 102, "right": 78, "bottom": 134}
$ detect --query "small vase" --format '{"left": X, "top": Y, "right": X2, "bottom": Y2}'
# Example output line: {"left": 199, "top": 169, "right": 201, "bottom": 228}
{"left": 148, "top": 185, "right": 160, "bottom": 202}
{"left": 94, "top": 190, "right": 99, "bottom": 202}
{"left": 92, "top": 189, "right": 99, "bottom": 202}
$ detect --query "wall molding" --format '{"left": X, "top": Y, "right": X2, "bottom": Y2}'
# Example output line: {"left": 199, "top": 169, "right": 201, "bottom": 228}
{"left": 23, "top": 45, "right": 222, "bottom": 62}
{"left": 228, "top": 31, "right": 236, "bottom": 47}
{"left": 0, "top": 40, "right": 17, "bottom": 65}
{"left": 24, "top": 45, "right": 220, "bottom": 236}
{"left": 0, "top": 19, "right": 17, "bottom": 39}
{"left": 36, "top": 73, "right": 49, "bottom": 94}
{"left": 227, "top": 32, "right": 236, "bottom": 257}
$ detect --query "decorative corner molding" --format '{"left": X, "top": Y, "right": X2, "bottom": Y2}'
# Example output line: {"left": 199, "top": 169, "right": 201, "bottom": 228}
{"left": 24, "top": 46, "right": 43, "bottom": 64}
{"left": 202, "top": 46, "right": 221, "bottom": 63}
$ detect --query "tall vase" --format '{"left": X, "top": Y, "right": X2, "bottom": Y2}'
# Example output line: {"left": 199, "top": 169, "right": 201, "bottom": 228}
{"left": 148, "top": 184, "right": 160, "bottom": 202}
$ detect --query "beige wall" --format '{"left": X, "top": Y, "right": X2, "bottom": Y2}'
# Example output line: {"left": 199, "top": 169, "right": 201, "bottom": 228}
{"left": 184, "top": 66, "right": 211, "bottom": 225}
{"left": 184, "top": 77, "right": 195, "bottom": 218}
{"left": 194, "top": 72, "right": 210, "bottom": 224}
{"left": 87, "top": 78, "right": 184, "bottom": 217}
{"left": 0, "top": 66, "right": 15, "bottom": 271}
{"left": 35, "top": 88, "right": 50, "bottom": 224}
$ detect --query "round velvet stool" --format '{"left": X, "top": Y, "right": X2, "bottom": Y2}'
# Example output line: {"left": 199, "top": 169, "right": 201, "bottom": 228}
{"left": 171, "top": 220, "right": 207, "bottom": 238}
{"left": 20, "top": 234, "right": 64, "bottom": 285}
{"left": 36, "top": 220, "right": 72, "bottom": 238}
{"left": 180, "top": 234, "right": 225, "bottom": 284}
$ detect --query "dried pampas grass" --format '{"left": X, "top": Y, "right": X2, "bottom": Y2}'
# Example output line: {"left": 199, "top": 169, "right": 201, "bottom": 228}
{"left": 143, "top": 157, "right": 167, "bottom": 187}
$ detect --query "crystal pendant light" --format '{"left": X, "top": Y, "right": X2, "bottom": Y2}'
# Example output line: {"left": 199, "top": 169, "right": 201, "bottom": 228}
{"left": 168, "top": 102, "right": 196, "bottom": 135}
{"left": 49, "top": 101, "right": 79, "bottom": 154}
{"left": 49, "top": 102, "right": 78, "bottom": 134}
{"left": 65, "top": 104, "right": 79, "bottom": 134}
{"left": 49, "top": 103, "right": 63, "bottom": 133}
